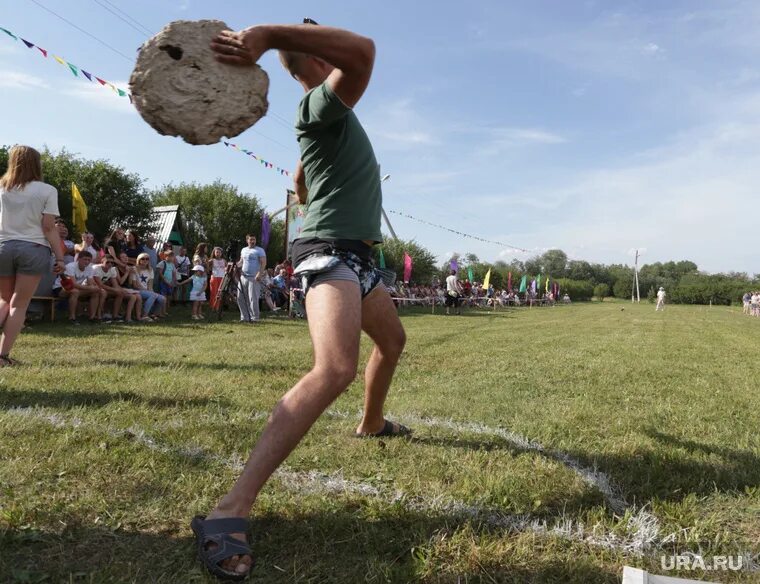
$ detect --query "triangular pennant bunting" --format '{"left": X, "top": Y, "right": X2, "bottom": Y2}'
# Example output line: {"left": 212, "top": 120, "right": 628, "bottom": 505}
{"left": 0, "top": 27, "right": 17, "bottom": 40}
{"left": 81, "top": 70, "right": 92, "bottom": 81}
{"left": 21, "top": 39, "right": 34, "bottom": 49}
{"left": 67, "top": 63, "right": 79, "bottom": 77}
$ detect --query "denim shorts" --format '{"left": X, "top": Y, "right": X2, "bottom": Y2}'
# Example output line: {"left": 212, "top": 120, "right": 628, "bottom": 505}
{"left": 0, "top": 240, "right": 53, "bottom": 276}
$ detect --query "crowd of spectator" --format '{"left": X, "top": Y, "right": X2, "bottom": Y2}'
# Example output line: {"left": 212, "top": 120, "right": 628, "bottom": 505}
{"left": 387, "top": 276, "right": 570, "bottom": 312}
{"left": 36, "top": 220, "right": 578, "bottom": 325}
{"left": 40, "top": 223, "right": 301, "bottom": 325}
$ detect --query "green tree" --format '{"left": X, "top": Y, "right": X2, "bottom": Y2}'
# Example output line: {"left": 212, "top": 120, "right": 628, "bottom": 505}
{"left": 593, "top": 283, "right": 609, "bottom": 300}
{"left": 151, "top": 181, "right": 286, "bottom": 264}
{"left": 540, "top": 249, "right": 568, "bottom": 277}
{"left": 567, "top": 260, "right": 594, "bottom": 282}
{"left": 374, "top": 237, "right": 437, "bottom": 284}
{"left": 1, "top": 146, "right": 155, "bottom": 240}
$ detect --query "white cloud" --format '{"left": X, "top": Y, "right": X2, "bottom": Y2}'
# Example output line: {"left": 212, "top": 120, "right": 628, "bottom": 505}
{"left": 572, "top": 84, "right": 589, "bottom": 97}
{"left": 506, "top": 118, "right": 760, "bottom": 272}
{"left": 364, "top": 98, "right": 438, "bottom": 150}
{"left": 0, "top": 42, "right": 21, "bottom": 55}
{"left": 641, "top": 42, "right": 662, "bottom": 55}
{"left": 0, "top": 69, "right": 49, "bottom": 90}
{"left": 493, "top": 127, "right": 567, "bottom": 145}
{"left": 60, "top": 78, "right": 134, "bottom": 114}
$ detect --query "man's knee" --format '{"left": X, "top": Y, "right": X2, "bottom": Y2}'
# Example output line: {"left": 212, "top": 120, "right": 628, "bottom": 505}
{"left": 314, "top": 361, "right": 358, "bottom": 391}
{"left": 380, "top": 326, "right": 406, "bottom": 359}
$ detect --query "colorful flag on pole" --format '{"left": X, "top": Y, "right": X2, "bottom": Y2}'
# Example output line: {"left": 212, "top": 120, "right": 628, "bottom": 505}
{"left": 545, "top": 275, "right": 550, "bottom": 293}
{"left": 482, "top": 268, "right": 491, "bottom": 290}
{"left": 260, "top": 214, "right": 270, "bottom": 249}
{"left": 467, "top": 267, "right": 474, "bottom": 282}
{"left": 71, "top": 182, "right": 87, "bottom": 234}
{"left": 450, "top": 258, "right": 458, "bottom": 273}
{"left": 403, "top": 252, "right": 413, "bottom": 283}
{"left": 519, "top": 275, "right": 527, "bottom": 293}
{"left": 537, "top": 274, "right": 542, "bottom": 292}
{"left": 378, "top": 248, "right": 386, "bottom": 269}
{"left": 507, "top": 271, "right": 512, "bottom": 292}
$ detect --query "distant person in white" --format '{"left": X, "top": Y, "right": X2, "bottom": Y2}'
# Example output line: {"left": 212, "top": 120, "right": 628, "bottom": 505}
{"left": 0, "top": 145, "right": 65, "bottom": 366}
{"left": 444, "top": 270, "right": 463, "bottom": 315}
{"left": 655, "top": 287, "right": 666, "bottom": 311}
{"left": 237, "top": 234, "right": 266, "bottom": 323}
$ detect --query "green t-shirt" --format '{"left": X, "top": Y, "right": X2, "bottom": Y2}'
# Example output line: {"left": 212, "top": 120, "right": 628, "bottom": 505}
{"left": 295, "top": 82, "right": 383, "bottom": 243}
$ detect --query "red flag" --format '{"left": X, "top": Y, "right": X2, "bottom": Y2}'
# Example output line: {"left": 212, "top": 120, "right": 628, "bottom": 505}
{"left": 403, "top": 252, "right": 413, "bottom": 283}
{"left": 95, "top": 77, "right": 107, "bottom": 86}
{"left": 36, "top": 46, "right": 48, "bottom": 57}
{"left": 507, "top": 271, "right": 512, "bottom": 292}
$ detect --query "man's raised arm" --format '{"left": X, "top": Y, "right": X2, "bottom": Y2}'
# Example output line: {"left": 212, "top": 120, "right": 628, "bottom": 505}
{"left": 211, "top": 24, "right": 375, "bottom": 107}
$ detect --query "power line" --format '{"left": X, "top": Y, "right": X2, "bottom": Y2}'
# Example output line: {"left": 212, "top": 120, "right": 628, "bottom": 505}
{"left": 250, "top": 128, "right": 295, "bottom": 153}
{"left": 98, "top": 0, "right": 153, "bottom": 36}
{"left": 91, "top": 0, "right": 153, "bottom": 38}
{"left": 26, "top": 0, "right": 133, "bottom": 62}
{"left": 386, "top": 209, "right": 529, "bottom": 251}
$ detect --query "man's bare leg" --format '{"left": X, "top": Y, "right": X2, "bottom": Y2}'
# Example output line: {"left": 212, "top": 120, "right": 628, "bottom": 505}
{"left": 355, "top": 286, "right": 406, "bottom": 435}
{"left": 66, "top": 290, "right": 80, "bottom": 319}
{"left": 204, "top": 279, "right": 362, "bottom": 575}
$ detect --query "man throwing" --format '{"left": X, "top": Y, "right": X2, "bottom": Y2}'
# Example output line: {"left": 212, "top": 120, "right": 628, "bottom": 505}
{"left": 192, "top": 20, "right": 408, "bottom": 580}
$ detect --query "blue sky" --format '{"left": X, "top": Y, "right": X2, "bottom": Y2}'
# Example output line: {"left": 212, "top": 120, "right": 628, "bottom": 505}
{"left": 2, "top": 1, "right": 759, "bottom": 273}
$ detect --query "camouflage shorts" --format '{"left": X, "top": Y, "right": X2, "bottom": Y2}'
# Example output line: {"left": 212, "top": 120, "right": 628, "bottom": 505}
{"left": 300, "top": 249, "right": 383, "bottom": 299}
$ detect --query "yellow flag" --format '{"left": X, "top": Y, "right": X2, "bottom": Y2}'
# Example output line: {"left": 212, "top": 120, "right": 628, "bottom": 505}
{"left": 483, "top": 268, "right": 491, "bottom": 290}
{"left": 71, "top": 182, "right": 88, "bottom": 234}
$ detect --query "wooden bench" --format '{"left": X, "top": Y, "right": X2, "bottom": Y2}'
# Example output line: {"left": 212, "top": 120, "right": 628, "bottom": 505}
{"left": 31, "top": 296, "right": 57, "bottom": 321}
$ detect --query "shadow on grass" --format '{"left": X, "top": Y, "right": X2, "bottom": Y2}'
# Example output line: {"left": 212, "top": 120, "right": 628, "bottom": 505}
{"left": 0, "top": 388, "right": 228, "bottom": 410}
{"left": 0, "top": 507, "right": 618, "bottom": 584}
{"left": 567, "top": 428, "right": 760, "bottom": 504}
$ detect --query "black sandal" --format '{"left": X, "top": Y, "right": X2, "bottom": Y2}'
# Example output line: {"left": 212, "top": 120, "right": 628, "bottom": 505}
{"left": 0, "top": 354, "right": 18, "bottom": 367}
{"left": 191, "top": 515, "right": 253, "bottom": 581}
{"left": 355, "top": 419, "right": 413, "bottom": 438}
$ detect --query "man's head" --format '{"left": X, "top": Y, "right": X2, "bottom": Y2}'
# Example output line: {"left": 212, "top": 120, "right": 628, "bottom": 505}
{"left": 246, "top": 234, "right": 257, "bottom": 247}
{"left": 146, "top": 236, "right": 156, "bottom": 249}
{"left": 56, "top": 221, "right": 69, "bottom": 238}
{"left": 279, "top": 51, "right": 334, "bottom": 90}
{"left": 278, "top": 19, "right": 334, "bottom": 90}
{"left": 77, "top": 250, "right": 92, "bottom": 268}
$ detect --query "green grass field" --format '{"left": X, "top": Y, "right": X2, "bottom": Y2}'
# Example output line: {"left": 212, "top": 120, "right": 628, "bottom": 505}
{"left": 1, "top": 301, "right": 759, "bottom": 583}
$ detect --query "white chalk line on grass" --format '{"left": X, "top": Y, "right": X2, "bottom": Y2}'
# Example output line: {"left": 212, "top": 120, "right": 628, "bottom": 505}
{"left": 4, "top": 406, "right": 627, "bottom": 513}
{"left": 326, "top": 408, "right": 629, "bottom": 514}
{"left": 4, "top": 406, "right": 664, "bottom": 556}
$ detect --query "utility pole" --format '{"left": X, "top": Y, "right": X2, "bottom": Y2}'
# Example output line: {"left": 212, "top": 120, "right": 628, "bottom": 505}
{"left": 379, "top": 167, "right": 399, "bottom": 240}
{"left": 631, "top": 249, "right": 641, "bottom": 303}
